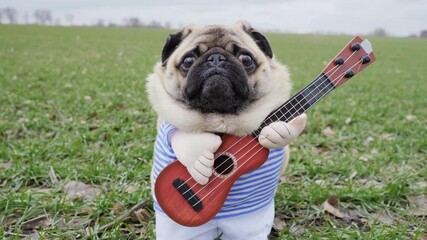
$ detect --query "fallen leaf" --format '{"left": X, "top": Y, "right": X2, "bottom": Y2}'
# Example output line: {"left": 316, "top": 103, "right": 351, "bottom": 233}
{"left": 328, "top": 194, "right": 338, "bottom": 206}
{"left": 28, "top": 187, "right": 52, "bottom": 194}
{"left": 279, "top": 175, "right": 288, "bottom": 183}
{"left": 408, "top": 195, "right": 427, "bottom": 216}
{"left": 49, "top": 113, "right": 57, "bottom": 121}
{"left": 131, "top": 209, "right": 151, "bottom": 223}
{"left": 88, "top": 125, "right": 99, "bottom": 131}
{"left": 323, "top": 195, "right": 351, "bottom": 220}
{"left": 363, "top": 136, "right": 374, "bottom": 145}
{"left": 45, "top": 131, "right": 57, "bottom": 138}
{"left": 315, "top": 179, "right": 327, "bottom": 186}
{"left": 273, "top": 218, "right": 285, "bottom": 231}
{"left": 370, "top": 212, "right": 394, "bottom": 226}
{"left": 289, "top": 223, "right": 304, "bottom": 234}
{"left": 92, "top": 142, "right": 102, "bottom": 150}
{"left": 124, "top": 224, "right": 146, "bottom": 235}
{"left": 405, "top": 115, "right": 417, "bottom": 121}
{"left": 371, "top": 148, "right": 379, "bottom": 155}
{"left": 88, "top": 112, "right": 98, "bottom": 119}
{"left": 0, "top": 179, "right": 7, "bottom": 187}
{"left": 322, "top": 127, "right": 336, "bottom": 137}
{"left": 63, "top": 181, "right": 101, "bottom": 200}
{"left": 21, "top": 214, "right": 51, "bottom": 230}
{"left": 355, "top": 179, "right": 369, "bottom": 185}
{"left": 411, "top": 181, "right": 427, "bottom": 190}
{"left": 116, "top": 103, "right": 125, "bottom": 110}
{"left": 49, "top": 166, "right": 58, "bottom": 184}
{"left": 355, "top": 178, "right": 386, "bottom": 188}
{"left": 28, "top": 232, "right": 40, "bottom": 240}
{"left": 18, "top": 118, "right": 30, "bottom": 123}
{"left": 380, "top": 133, "right": 394, "bottom": 141}
{"left": 349, "top": 171, "right": 357, "bottom": 179}
{"left": 345, "top": 117, "right": 352, "bottom": 125}
{"left": 312, "top": 146, "right": 328, "bottom": 154}
{"left": 112, "top": 202, "right": 125, "bottom": 216}
{"left": 124, "top": 183, "right": 140, "bottom": 193}
{"left": 77, "top": 206, "right": 95, "bottom": 216}
{"left": 68, "top": 216, "right": 91, "bottom": 228}
{"left": 84, "top": 96, "right": 92, "bottom": 101}
{"left": 0, "top": 160, "right": 12, "bottom": 169}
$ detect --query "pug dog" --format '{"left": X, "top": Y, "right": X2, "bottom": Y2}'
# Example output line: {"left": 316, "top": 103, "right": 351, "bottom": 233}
{"left": 147, "top": 21, "right": 307, "bottom": 240}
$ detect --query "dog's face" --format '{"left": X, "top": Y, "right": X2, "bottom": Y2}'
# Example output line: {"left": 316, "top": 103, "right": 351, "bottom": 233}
{"left": 147, "top": 21, "right": 291, "bottom": 135}
{"left": 180, "top": 46, "right": 255, "bottom": 114}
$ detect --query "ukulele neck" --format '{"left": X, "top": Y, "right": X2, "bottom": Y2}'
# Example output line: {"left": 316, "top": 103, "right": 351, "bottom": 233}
{"left": 251, "top": 36, "right": 376, "bottom": 138}
{"left": 252, "top": 73, "right": 335, "bottom": 137}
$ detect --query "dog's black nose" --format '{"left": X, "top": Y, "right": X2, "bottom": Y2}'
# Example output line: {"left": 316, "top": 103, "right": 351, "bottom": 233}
{"left": 207, "top": 53, "right": 226, "bottom": 67}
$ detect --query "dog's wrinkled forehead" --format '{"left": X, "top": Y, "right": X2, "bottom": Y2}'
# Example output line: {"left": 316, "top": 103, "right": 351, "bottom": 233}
{"left": 182, "top": 26, "right": 244, "bottom": 53}
{"left": 161, "top": 21, "right": 273, "bottom": 66}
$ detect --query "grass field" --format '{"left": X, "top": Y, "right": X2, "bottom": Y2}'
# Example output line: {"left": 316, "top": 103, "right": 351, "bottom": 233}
{"left": 0, "top": 25, "right": 426, "bottom": 239}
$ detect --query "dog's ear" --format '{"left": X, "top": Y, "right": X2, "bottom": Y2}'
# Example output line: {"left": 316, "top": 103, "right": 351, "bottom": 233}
{"left": 239, "top": 21, "right": 273, "bottom": 58}
{"left": 248, "top": 30, "right": 273, "bottom": 58}
{"left": 161, "top": 31, "right": 183, "bottom": 66}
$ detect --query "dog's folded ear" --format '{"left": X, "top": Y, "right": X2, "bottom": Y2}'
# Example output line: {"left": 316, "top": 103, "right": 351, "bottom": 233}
{"left": 161, "top": 31, "right": 183, "bottom": 66}
{"left": 248, "top": 30, "right": 273, "bottom": 58}
{"left": 238, "top": 21, "right": 273, "bottom": 59}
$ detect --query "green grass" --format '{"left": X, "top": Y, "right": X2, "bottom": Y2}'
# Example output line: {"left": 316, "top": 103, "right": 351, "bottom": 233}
{"left": 1, "top": 25, "right": 426, "bottom": 239}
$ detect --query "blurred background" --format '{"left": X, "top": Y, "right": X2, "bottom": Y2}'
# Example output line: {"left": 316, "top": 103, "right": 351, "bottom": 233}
{"left": 0, "top": 0, "right": 426, "bottom": 37}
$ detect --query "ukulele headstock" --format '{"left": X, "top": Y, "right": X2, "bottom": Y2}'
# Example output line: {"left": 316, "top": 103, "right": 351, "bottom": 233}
{"left": 323, "top": 36, "right": 376, "bottom": 87}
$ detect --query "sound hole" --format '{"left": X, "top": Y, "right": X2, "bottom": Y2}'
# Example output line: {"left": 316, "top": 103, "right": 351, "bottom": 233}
{"left": 214, "top": 155, "right": 235, "bottom": 176}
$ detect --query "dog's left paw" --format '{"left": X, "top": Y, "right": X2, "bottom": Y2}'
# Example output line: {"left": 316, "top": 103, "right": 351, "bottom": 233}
{"left": 258, "top": 113, "right": 307, "bottom": 149}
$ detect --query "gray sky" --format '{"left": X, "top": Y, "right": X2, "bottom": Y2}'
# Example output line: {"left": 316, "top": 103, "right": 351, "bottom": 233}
{"left": 1, "top": 0, "right": 426, "bottom": 36}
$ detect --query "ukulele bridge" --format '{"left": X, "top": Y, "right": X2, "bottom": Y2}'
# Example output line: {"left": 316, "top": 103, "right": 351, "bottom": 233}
{"left": 172, "top": 178, "right": 203, "bottom": 212}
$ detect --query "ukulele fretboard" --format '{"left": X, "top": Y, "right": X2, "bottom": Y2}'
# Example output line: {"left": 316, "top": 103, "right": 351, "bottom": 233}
{"left": 252, "top": 73, "right": 335, "bottom": 137}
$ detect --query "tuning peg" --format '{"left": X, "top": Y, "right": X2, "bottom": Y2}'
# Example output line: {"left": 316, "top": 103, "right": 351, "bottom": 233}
{"left": 345, "top": 69, "right": 355, "bottom": 78}
{"left": 335, "top": 57, "right": 345, "bottom": 65}
{"left": 351, "top": 42, "right": 361, "bottom": 51}
{"left": 361, "top": 55, "right": 371, "bottom": 64}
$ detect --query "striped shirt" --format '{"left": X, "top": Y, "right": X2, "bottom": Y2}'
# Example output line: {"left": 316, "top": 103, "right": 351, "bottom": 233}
{"left": 152, "top": 122, "right": 285, "bottom": 219}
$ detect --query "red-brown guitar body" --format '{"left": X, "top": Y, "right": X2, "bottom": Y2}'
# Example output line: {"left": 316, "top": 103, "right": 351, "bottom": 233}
{"left": 155, "top": 134, "right": 269, "bottom": 227}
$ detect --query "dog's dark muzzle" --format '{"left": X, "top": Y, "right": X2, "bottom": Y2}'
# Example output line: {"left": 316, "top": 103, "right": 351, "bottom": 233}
{"left": 183, "top": 50, "right": 254, "bottom": 114}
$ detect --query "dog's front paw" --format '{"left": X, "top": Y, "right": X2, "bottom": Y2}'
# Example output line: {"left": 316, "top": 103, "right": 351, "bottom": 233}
{"left": 187, "top": 151, "right": 215, "bottom": 185}
{"left": 171, "top": 130, "right": 222, "bottom": 185}
{"left": 258, "top": 113, "right": 307, "bottom": 149}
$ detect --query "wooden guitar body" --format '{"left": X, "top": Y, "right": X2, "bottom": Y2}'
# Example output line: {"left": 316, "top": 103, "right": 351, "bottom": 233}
{"left": 155, "top": 134, "right": 269, "bottom": 227}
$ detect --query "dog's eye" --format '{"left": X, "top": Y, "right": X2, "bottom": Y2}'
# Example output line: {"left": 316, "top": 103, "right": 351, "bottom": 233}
{"left": 238, "top": 54, "right": 255, "bottom": 71}
{"left": 181, "top": 56, "right": 196, "bottom": 71}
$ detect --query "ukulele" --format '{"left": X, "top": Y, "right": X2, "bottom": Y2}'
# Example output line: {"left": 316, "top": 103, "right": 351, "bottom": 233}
{"left": 155, "top": 36, "right": 376, "bottom": 227}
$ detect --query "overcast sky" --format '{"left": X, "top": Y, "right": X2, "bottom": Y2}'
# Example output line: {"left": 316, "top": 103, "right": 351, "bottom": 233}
{"left": 1, "top": 0, "right": 426, "bottom": 36}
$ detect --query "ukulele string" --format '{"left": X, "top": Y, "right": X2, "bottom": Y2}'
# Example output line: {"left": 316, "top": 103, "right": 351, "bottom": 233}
{"left": 192, "top": 58, "right": 364, "bottom": 207}
{"left": 181, "top": 51, "right": 359, "bottom": 198}
{"left": 194, "top": 60, "right": 363, "bottom": 210}
{"left": 176, "top": 64, "right": 340, "bottom": 194}
{"left": 267, "top": 49, "right": 359, "bottom": 125}
{"left": 201, "top": 49, "right": 361, "bottom": 185}
{"left": 197, "top": 60, "right": 361, "bottom": 210}
{"left": 177, "top": 62, "right": 343, "bottom": 192}
{"left": 179, "top": 45, "right": 361, "bottom": 197}
{"left": 207, "top": 48, "right": 360, "bottom": 170}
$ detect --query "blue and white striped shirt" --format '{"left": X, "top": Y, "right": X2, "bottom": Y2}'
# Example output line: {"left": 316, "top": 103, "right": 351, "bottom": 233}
{"left": 152, "top": 122, "right": 285, "bottom": 219}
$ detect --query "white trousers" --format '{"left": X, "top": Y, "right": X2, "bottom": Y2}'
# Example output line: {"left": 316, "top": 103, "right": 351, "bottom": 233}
{"left": 155, "top": 200, "right": 274, "bottom": 240}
